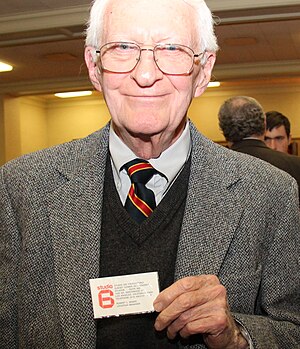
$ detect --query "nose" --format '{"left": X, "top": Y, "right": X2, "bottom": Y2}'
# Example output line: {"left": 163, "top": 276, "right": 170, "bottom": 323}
{"left": 267, "top": 139, "right": 277, "bottom": 150}
{"left": 130, "top": 49, "right": 163, "bottom": 86}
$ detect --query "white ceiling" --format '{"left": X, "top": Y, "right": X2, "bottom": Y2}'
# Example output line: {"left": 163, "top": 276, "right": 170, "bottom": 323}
{"left": 0, "top": 0, "right": 300, "bottom": 96}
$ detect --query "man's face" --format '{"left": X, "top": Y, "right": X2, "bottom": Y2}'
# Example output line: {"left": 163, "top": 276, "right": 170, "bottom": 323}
{"left": 265, "top": 125, "right": 291, "bottom": 153}
{"left": 85, "top": 0, "right": 215, "bottom": 156}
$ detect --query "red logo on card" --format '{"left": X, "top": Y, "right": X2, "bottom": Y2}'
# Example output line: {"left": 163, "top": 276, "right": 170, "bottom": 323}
{"left": 98, "top": 289, "right": 115, "bottom": 308}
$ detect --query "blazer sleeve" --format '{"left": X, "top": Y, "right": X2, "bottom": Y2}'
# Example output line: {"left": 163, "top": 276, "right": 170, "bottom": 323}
{"left": 233, "top": 180, "right": 300, "bottom": 349}
{"left": 0, "top": 166, "right": 20, "bottom": 349}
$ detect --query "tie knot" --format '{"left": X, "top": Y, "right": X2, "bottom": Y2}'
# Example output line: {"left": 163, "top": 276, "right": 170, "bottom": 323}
{"left": 123, "top": 158, "right": 156, "bottom": 185}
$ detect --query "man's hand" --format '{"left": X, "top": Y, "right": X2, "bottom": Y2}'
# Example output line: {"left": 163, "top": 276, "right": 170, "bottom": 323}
{"left": 153, "top": 275, "right": 248, "bottom": 349}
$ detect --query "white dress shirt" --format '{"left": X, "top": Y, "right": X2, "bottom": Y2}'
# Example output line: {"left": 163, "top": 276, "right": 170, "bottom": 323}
{"left": 109, "top": 121, "right": 191, "bottom": 205}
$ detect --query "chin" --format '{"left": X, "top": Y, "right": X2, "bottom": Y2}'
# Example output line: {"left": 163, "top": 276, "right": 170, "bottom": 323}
{"left": 127, "top": 119, "right": 165, "bottom": 136}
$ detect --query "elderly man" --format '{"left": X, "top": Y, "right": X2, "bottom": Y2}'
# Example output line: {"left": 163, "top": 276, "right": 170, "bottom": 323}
{"left": 1, "top": 1, "right": 299, "bottom": 349}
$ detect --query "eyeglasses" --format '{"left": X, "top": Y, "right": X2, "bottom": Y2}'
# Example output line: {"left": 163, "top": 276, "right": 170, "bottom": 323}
{"left": 95, "top": 42, "right": 204, "bottom": 75}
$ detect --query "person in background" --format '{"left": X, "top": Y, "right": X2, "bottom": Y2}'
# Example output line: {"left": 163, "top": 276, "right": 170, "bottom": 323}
{"left": 218, "top": 95, "right": 300, "bottom": 202}
{"left": 1, "top": 1, "right": 300, "bottom": 349}
{"left": 265, "top": 110, "right": 292, "bottom": 153}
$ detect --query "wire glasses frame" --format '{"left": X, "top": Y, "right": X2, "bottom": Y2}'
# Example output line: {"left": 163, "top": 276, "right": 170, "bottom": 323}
{"left": 95, "top": 42, "right": 204, "bottom": 75}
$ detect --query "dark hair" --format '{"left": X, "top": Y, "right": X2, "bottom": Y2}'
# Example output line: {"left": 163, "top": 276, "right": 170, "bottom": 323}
{"left": 218, "top": 96, "right": 265, "bottom": 143}
{"left": 265, "top": 111, "right": 290, "bottom": 137}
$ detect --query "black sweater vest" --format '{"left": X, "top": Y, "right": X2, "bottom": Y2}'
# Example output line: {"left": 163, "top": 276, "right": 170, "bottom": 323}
{"left": 96, "top": 156, "right": 191, "bottom": 348}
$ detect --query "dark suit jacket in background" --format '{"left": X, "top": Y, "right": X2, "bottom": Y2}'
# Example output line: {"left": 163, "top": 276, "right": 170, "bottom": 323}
{"left": 1, "top": 123, "right": 300, "bottom": 349}
{"left": 231, "top": 138, "right": 300, "bottom": 202}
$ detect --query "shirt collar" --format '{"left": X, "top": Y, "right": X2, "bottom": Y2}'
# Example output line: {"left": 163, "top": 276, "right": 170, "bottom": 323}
{"left": 109, "top": 121, "right": 191, "bottom": 183}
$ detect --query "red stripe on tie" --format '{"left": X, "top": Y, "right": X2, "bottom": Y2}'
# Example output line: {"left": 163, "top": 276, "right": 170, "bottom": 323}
{"left": 128, "top": 162, "right": 153, "bottom": 176}
{"left": 128, "top": 185, "right": 153, "bottom": 217}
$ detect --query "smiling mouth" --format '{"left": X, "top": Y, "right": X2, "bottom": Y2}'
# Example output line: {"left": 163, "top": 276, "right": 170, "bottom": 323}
{"left": 126, "top": 94, "right": 168, "bottom": 98}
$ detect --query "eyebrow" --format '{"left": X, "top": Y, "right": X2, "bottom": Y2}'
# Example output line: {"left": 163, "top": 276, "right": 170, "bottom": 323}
{"left": 265, "top": 136, "right": 285, "bottom": 140}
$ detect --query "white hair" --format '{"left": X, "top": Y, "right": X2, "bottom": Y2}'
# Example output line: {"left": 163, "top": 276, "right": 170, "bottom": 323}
{"left": 85, "top": 0, "right": 110, "bottom": 49}
{"left": 85, "top": 0, "right": 219, "bottom": 58}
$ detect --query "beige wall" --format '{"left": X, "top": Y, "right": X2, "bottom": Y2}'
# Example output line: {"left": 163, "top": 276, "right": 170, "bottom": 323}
{"left": 19, "top": 97, "right": 48, "bottom": 155}
{"left": 1, "top": 85, "right": 299, "bottom": 165}
{"left": 3, "top": 96, "right": 22, "bottom": 162}
{"left": 0, "top": 96, "right": 5, "bottom": 165}
{"left": 46, "top": 97, "right": 110, "bottom": 147}
{"left": 1, "top": 96, "right": 48, "bottom": 164}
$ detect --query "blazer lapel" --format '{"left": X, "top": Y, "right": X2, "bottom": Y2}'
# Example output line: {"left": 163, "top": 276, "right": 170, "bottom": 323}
{"left": 47, "top": 130, "right": 109, "bottom": 349}
{"left": 175, "top": 129, "right": 245, "bottom": 280}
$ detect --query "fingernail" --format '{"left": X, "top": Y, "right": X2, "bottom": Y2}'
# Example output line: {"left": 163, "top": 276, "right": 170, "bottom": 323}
{"left": 153, "top": 302, "right": 162, "bottom": 312}
{"left": 154, "top": 319, "right": 162, "bottom": 331}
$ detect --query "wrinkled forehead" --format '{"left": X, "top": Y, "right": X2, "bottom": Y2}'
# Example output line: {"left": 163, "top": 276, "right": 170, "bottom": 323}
{"left": 101, "top": 0, "right": 198, "bottom": 44}
{"left": 104, "top": 0, "right": 194, "bottom": 14}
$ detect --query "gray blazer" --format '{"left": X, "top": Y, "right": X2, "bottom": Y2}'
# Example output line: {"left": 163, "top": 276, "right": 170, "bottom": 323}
{"left": 1, "top": 122, "right": 300, "bottom": 349}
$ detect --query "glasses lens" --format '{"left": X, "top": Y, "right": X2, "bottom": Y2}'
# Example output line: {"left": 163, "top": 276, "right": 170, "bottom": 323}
{"left": 154, "top": 44, "right": 194, "bottom": 74}
{"left": 100, "top": 42, "right": 139, "bottom": 73}
{"left": 98, "top": 42, "right": 195, "bottom": 74}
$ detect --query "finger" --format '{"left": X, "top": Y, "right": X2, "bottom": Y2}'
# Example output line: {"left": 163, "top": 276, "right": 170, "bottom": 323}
{"left": 164, "top": 285, "right": 227, "bottom": 339}
{"left": 153, "top": 275, "right": 219, "bottom": 312}
{"left": 167, "top": 300, "right": 226, "bottom": 338}
{"left": 154, "top": 281, "right": 224, "bottom": 333}
{"left": 155, "top": 289, "right": 206, "bottom": 332}
{"left": 176, "top": 312, "right": 229, "bottom": 339}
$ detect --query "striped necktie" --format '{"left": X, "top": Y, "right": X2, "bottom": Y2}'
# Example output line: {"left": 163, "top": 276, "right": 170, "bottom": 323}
{"left": 122, "top": 158, "right": 157, "bottom": 224}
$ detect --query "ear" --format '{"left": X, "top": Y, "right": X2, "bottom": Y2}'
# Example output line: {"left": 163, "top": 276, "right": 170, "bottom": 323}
{"left": 194, "top": 52, "right": 216, "bottom": 98}
{"left": 84, "top": 46, "right": 102, "bottom": 92}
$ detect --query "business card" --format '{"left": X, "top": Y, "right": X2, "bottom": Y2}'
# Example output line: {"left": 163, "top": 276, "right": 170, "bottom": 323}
{"left": 89, "top": 271, "right": 160, "bottom": 318}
